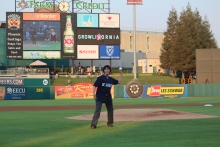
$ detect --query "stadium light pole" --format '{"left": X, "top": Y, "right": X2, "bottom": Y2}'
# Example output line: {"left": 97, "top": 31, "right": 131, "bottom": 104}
{"left": 133, "top": 4, "right": 137, "bottom": 79}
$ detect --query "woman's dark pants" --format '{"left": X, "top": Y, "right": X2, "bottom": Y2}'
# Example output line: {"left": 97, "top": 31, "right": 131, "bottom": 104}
{"left": 91, "top": 97, "right": 113, "bottom": 126}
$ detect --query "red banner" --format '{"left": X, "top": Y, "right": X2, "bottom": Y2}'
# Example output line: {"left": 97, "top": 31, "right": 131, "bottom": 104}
{"left": 127, "top": 0, "right": 142, "bottom": 5}
{"left": 55, "top": 82, "right": 114, "bottom": 99}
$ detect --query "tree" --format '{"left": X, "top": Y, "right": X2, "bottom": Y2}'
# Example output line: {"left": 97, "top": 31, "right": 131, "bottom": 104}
{"left": 199, "top": 16, "right": 218, "bottom": 48}
{"left": 172, "top": 8, "right": 195, "bottom": 78}
{"left": 193, "top": 8, "right": 203, "bottom": 49}
{"left": 160, "top": 7, "right": 178, "bottom": 75}
{"left": 160, "top": 3, "right": 218, "bottom": 78}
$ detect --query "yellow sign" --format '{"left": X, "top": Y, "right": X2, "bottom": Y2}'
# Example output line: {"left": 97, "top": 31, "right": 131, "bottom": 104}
{"left": 147, "top": 86, "right": 184, "bottom": 96}
{"left": 36, "top": 88, "right": 43, "bottom": 93}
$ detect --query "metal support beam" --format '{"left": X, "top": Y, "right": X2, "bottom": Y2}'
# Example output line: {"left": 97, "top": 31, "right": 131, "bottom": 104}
{"left": 133, "top": 5, "right": 137, "bottom": 79}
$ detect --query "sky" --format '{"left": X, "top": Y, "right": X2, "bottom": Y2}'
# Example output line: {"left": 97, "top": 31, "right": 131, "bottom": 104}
{"left": 0, "top": 0, "right": 219, "bottom": 47}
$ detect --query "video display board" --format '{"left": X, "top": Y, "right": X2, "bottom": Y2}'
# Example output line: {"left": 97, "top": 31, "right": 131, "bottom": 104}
{"left": 6, "top": 12, "right": 120, "bottom": 60}
{"left": 22, "top": 13, "right": 61, "bottom": 59}
{"left": 6, "top": 12, "right": 77, "bottom": 59}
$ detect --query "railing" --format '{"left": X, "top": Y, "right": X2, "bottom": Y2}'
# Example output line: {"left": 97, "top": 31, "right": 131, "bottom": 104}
{"left": 0, "top": 68, "right": 49, "bottom": 77}
{"left": 0, "top": 70, "right": 15, "bottom": 76}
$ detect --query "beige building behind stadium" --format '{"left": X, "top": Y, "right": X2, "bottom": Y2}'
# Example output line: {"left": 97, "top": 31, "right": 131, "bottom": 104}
{"left": 121, "top": 29, "right": 164, "bottom": 54}
{"left": 120, "top": 29, "right": 164, "bottom": 73}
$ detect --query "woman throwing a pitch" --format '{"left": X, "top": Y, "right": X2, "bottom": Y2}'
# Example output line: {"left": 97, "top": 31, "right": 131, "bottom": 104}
{"left": 91, "top": 65, "right": 123, "bottom": 129}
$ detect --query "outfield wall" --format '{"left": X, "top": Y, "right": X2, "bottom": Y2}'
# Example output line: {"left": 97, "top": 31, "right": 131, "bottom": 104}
{"left": 188, "top": 84, "right": 220, "bottom": 97}
{"left": 1, "top": 84, "right": 220, "bottom": 100}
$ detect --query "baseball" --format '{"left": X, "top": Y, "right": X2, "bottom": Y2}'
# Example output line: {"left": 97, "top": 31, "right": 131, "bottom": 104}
{"left": 119, "top": 67, "right": 123, "bottom": 70}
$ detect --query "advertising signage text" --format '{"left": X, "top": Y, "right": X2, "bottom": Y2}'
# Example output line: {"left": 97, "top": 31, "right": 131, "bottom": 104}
{"left": 76, "top": 1, "right": 105, "bottom": 10}
{"left": 77, "top": 28, "right": 120, "bottom": 45}
{"left": 99, "top": 14, "right": 120, "bottom": 28}
{"left": 29, "top": 0, "right": 52, "bottom": 9}
{"left": 144, "top": 85, "right": 188, "bottom": 98}
{"left": 0, "top": 78, "right": 24, "bottom": 86}
{"left": 54, "top": 82, "right": 114, "bottom": 99}
{"left": 17, "top": 0, "right": 106, "bottom": 11}
{"left": 77, "top": 45, "right": 99, "bottom": 59}
{"left": 5, "top": 86, "right": 27, "bottom": 100}
{"left": 23, "top": 13, "right": 60, "bottom": 21}
{"left": 23, "top": 51, "right": 61, "bottom": 59}
{"left": 99, "top": 45, "right": 120, "bottom": 59}
{"left": 18, "top": 0, "right": 53, "bottom": 10}
{"left": 6, "top": 12, "right": 23, "bottom": 59}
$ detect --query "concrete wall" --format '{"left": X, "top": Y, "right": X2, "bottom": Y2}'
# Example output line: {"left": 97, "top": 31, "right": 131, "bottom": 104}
{"left": 196, "top": 49, "right": 220, "bottom": 84}
{"left": 121, "top": 30, "right": 164, "bottom": 54}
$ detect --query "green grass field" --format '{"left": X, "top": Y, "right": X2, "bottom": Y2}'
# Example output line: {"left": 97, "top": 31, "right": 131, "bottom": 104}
{"left": 23, "top": 41, "right": 61, "bottom": 51}
{"left": 51, "top": 74, "right": 179, "bottom": 86}
{"left": 0, "top": 98, "right": 220, "bottom": 147}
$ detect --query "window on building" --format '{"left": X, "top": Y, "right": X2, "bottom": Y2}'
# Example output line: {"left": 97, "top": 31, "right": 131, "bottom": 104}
{"left": 130, "top": 36, "right": 132, "bottom": 50}
{"left": 146, "top": 37, "right": 149, "bottom": 52}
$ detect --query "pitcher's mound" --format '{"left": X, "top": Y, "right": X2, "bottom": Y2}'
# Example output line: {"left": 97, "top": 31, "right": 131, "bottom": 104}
{"left": 66, "top": 109, "right": 218, "bottom": 122}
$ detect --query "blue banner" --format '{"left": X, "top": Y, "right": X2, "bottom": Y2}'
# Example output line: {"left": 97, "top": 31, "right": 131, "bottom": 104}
{"left": 5, "top": 86, "right": 27, "bottom": 100}
{"left": 99, "top": 45, "right": 120, "bottom": 60}
{"left": 141, "top": 84, "right": 188, "bottom": 98}
{"left": 77, "top": 14, "right": 98, "bottom": 28}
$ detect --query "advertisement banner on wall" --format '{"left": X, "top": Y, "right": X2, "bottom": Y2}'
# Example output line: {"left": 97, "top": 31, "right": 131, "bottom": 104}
{"left": 61, "top": 13, "right": 77, "bottom": 59}
{"left": 77, "top": 45, "right": 99, "bottom": 59}
{"left": 4, "top": 86, "right": 27, "bottom": 100}
{"left": 23, "top": 79, "right": 50, "bottom": 86}
{"left": 6, "top": 12, "right": 23, "bottom": 59}
{"left": 0, "top": 78, "right": 24, "bottom": 86}
{"left": 23, "top": 51, "right": 61, "bottom": 59}
{"left": 99, "top": 45, "right": 120, "bottom": 59}
{"left": 99, "top": 14, "right": 120, "bottom": 28}
{"left": 141, "top": 85, "right": 188, "bottom": 98}
{"left": 55, "top": 82, "right": 114, "bottom": 99}
{"left": 77, "top": 28, "right": 120, "bottom": 45}
{"left": 77, "top": 14, "right": 98, "bottom": 28}
{"left": 0, "top": 86, "right": 5, "bottom": 100}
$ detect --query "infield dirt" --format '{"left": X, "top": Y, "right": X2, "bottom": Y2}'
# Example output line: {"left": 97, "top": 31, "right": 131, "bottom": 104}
{"left": 66, "top": 109, "right": 219, "bottom": 122}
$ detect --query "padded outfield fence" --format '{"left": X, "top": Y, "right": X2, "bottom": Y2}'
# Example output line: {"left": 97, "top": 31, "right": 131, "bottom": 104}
{"left": 0, "top": 78, "right": 219, "bottom": 100}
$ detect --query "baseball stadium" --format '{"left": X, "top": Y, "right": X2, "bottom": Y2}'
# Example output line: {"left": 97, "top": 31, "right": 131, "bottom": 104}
{"left": 0, "top": 0, "right": 220, "bottom": 147}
